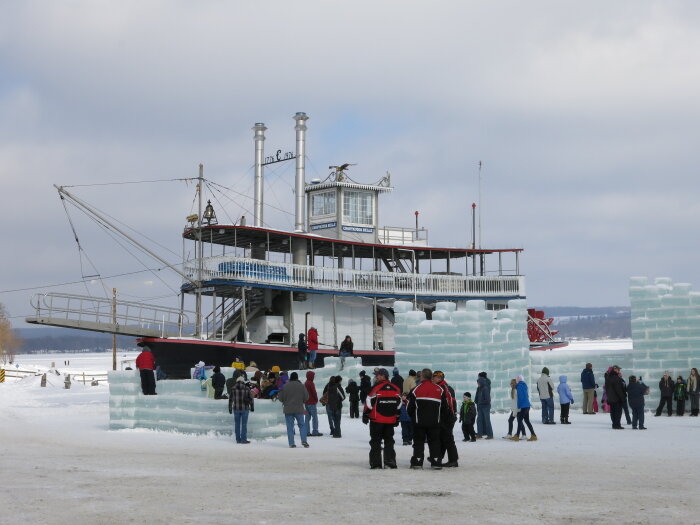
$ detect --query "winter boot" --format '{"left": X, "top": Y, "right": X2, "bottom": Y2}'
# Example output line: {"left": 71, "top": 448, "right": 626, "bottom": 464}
{"left": 527, "top": 435, "right": 537, "bottom": 442}
{"left": 565, "top": 417, "right": 571, "bottom": 424}
{"left": 509, "top": 435, "right": 520, "bottom": 442}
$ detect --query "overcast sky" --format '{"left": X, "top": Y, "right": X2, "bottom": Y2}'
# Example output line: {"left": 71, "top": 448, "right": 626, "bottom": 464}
{"left": 2, "top": 1, "right": 699, "bottom": 325}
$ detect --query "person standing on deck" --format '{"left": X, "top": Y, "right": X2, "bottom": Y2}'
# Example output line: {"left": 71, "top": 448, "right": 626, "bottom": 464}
{"left": 307, "top": 327, "right": 319, "bottom": 369}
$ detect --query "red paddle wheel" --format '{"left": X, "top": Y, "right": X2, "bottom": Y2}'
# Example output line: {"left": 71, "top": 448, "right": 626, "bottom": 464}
{"left": 527, "top": 308, "right": 567, "bottom": 350}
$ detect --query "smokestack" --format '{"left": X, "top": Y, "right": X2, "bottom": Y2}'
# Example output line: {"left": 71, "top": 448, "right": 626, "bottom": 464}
{"left": 253, "top": 123, "right": 267, "bottom": 228}
{"left": 293, "top": 112, "right": 308, "bottom": 232}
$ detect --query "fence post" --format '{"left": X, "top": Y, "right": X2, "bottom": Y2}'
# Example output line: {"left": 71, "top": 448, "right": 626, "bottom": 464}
{"left": 0, "top": 369, "right": 5, "bottom": 383}
{"left": 41, "top": 373, "right": 47, "bottom": 387}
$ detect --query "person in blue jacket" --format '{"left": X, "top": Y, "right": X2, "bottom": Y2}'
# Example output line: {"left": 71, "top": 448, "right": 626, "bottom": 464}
{"left": 626, "top": 375, "right": 648, "bottom": 429}
{"left": 511, "top": 375, "right": 537, "bottom": 441}
{"left": 557, "top": 375, "right": 574, "bottom": 424}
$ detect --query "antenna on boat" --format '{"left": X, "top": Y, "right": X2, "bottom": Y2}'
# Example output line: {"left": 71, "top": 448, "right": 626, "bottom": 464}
{"left": 478, "top": 160, "right": 482, "bottom": 249}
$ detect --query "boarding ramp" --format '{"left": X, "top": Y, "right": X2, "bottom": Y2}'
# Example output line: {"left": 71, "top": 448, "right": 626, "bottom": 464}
{"left": 26, "top": 292, "right": 192, "bottom": 338}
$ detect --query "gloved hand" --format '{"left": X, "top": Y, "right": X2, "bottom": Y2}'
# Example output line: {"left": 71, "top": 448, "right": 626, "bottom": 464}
{"left": 362, "top": 414, "right": 369, "bottom": 425}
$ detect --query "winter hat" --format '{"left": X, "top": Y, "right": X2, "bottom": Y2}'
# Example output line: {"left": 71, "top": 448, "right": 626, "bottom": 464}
{"left": 348, "top": 378, "right": 356, "bottom": 384}
{"left": 464, "top": 392, "right": 471, "bottom": 398}
{"left": 196, "top": 361, "right": 205, "bottom": 368}
{"left": 542, "top": 367, "right": 550, "bottom": 375}
{"left": 290, "top": 372, "right": 299, "bottom": 381}
{"left": 478, "top": 371, "right": 487, "bottom": 378}
{"left": 392, "top": 367, "right": 399, "bottom": 376}
{"left": 408, "top": 369, "right": 417, "bottom": 376}
{"left": 271, "top": 365, "right": 281, "bottom": 373}
{"left": 359, "top": 370, "right": 366, "bottom": 377}
{"left": 375, "top": 368, "right": 389, "bottom": 378}
{"left": 516, "top": 375, "right": 524, "bottom": 382}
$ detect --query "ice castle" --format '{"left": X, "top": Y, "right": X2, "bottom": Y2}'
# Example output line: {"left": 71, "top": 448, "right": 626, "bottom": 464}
{"left": 109, "top": 278, "right": 699, "bottom": 438}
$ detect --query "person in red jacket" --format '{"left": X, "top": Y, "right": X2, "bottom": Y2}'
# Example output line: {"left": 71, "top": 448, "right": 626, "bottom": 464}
{"left": 363, "top": 368, "right": 402, "bottom": 469}
{"left": 433, "top": 371, "right": 459, "bottom": 468}
{"left": 307, "top": 327, "right": 319, "bottom": 369}
{"left": 304, "top": 370, "right": 323, "bottom": 437}
{"left": 407, "top": 368, "right": 449, "bottom": 469}
{"left": 135, "top": 348, "right": 156, "bottom": 395}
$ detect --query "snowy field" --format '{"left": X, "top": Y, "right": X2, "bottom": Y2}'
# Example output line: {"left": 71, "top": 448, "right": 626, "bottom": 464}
{"left": 1, "top": 349, "right": 699, "bottom": 525}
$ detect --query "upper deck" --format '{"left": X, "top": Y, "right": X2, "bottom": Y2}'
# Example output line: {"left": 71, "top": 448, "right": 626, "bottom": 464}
{"left": 182, "top": 225, "right": 525, "bottom": 300}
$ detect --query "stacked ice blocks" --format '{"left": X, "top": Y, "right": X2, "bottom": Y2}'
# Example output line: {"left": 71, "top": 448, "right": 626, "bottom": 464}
{"left": 630, "top": 276, "right": 700, "bottom": 407}
{"left": 393, "top": 299, "right": 530, "bottom": 410}
{"left": 109, "top": 368, "right": 286, "bottom": 438}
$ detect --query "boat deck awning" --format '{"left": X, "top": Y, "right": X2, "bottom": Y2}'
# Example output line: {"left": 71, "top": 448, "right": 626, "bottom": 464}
{"left": 184, "top": 225, "right": 523, "bottom": 259}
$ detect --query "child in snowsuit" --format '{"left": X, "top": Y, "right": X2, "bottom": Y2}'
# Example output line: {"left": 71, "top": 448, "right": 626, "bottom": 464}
{"left": 346, "top": 378, "right": 360, "bottom": 418}
{"left": 557, "top": 375, "right": 574, "bottom": 424}
{"left": 459, "top": 392, "right": 477, "bottom": 442}
{"left": 399, "top": 394, "right": 414, "bottom": 445}
{"left": 674, "top": 376, "right": 688, "bottom": 416}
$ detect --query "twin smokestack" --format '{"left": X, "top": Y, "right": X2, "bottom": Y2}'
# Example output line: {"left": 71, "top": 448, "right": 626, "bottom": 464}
{"left": 252, "top": 112, "right": 308, "bottom": 233}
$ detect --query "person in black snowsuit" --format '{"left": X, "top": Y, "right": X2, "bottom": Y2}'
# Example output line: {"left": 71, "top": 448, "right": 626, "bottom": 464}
{"left": 297, "top": 333, "right": 308, "bottom": 370}
{"left": 359, "top": 370, "right": 372, "bottom": 406}
{"left": 346, "top": 378, "right": 360, "bottom": 418}
{"left": 605, "top": 369, "right": 625, "bottom": 429}
{"left": 655, "top": 371, "right": 674, "bottom": 417}
{"left": 211, "top": 366, "right": 226, "bottom": 399}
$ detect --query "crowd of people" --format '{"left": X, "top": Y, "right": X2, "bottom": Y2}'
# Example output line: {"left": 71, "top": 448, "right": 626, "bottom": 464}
{"left": 134, "top": 347, "right": 699, "bottom": 468}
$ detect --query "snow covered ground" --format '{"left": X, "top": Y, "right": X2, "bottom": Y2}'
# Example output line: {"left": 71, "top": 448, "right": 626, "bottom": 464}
{"left": 1, "top": 350, "right": 699, "bottom": 524}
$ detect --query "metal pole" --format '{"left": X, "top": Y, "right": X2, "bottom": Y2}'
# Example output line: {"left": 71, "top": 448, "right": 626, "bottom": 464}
{"left": 332, "top": 295, "right": 338, "bottom": 350}
{"left": 112, "top": 288, "right": 117, "bottom": 371}
{"left": 241, "top": 288, "right": 248, "bottom": 342}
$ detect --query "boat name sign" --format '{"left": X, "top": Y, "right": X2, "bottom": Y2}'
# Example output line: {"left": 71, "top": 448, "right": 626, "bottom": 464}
{"left": 342, "top": 225, "right": 374, "bottom": 234}
{"left": 263, "top": 150, "right": 296, "bottom": 165}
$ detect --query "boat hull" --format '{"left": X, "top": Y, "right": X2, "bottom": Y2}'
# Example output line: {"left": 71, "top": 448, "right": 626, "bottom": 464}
{"left": 138, "top": 337, "right": 395, "bottom": 379}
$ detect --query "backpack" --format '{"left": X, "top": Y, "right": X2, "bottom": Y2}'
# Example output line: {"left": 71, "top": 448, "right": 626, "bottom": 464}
{"left": 319, "top": 392, "right": 329, "bottom": 406}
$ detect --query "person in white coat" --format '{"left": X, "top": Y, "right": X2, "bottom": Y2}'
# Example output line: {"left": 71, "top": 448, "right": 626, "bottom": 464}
{"left": 537, "top": 367, "right": 556, "bottom": 424}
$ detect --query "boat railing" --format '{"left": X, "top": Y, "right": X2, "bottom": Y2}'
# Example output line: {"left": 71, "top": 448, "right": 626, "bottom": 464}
{"left": 184, "top": 256, "right": 524, "bottom": 298}
{"left": 29, "top": 292, "right": 192, "bottom": 337}
{"left": 377, "top": 226, "right": 428, "bottom": 246}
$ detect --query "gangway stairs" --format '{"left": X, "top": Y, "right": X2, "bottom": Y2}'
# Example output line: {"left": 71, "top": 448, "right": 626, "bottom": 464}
{"left": 26, "top": 292, "right": 193, "bottom": 338}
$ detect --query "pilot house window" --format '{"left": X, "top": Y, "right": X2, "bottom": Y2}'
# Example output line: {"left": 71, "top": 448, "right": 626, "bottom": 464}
{"left": 311, "top": 191, "right": 336, "bottom": 217}
{"left": 343, "top": 191, "right": 374, "bottom": 226}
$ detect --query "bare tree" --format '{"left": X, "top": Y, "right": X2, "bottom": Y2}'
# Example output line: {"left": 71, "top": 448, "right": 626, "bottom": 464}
{"left": 0, "top": 304, "right": 20, "bottom": 365}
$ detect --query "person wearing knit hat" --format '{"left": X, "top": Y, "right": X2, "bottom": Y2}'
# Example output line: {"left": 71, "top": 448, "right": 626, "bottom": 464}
{"left": 391, "top": 367, "right": 404, "bottom": 392}
{"left": 459, "top": 392, "right": 477, "bottom": 442}
{"left": 537, "top": 367, "right": 556, "bottom": 424}
{"left": 359, "top": 370, "right": 372, "bottom": 406}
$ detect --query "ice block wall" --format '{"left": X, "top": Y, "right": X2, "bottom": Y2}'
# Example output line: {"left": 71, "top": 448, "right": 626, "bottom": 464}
{"left": 109, "top": 369, "right": 286, "bottom": 438}
{"left": 630, "top": 276, "right": 700, "bottom": 408}
{"left": 393, "top": 299, "right": 530, "bottom": 411}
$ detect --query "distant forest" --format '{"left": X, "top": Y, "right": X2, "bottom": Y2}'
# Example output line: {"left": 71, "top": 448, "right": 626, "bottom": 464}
{"left": 13, "top": 306, "right": 632, "bottom": 353}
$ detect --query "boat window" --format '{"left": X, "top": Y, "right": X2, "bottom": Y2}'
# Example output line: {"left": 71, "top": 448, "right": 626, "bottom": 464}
{"left": 343, "top": 191, "right": 374, "bottom": 225}
{"left": 311, "top": 191, "right": 336, "bottom": 217}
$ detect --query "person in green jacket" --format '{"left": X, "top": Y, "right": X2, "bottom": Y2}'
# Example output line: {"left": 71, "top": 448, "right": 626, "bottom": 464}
{"left": 674, "top": 376, "right": 688, "bottom": 416}
{"left": 459, "top": 392, "right": 477, "bottom": 442}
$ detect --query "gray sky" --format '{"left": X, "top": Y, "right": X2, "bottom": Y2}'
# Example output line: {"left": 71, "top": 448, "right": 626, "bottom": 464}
{"left": 2, "top": 1, "right": 699, "bottom": 324}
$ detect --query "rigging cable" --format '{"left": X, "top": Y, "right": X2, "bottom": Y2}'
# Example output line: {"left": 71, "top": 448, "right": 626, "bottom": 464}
{"left": 58, "top": 191, "right": 110, "bottom": 299}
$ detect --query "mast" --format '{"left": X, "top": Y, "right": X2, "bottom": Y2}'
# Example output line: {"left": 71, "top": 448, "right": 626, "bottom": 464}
{"left": 195, "top": 163, "right": 203, "bottom": 337}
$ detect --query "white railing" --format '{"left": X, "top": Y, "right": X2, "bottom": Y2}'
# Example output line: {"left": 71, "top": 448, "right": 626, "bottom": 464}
{"left": 184, "top": 256, "right": 524, "bottom": 298}
{"left": 30, "top": 293, "right": 193, "bottom": 337}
